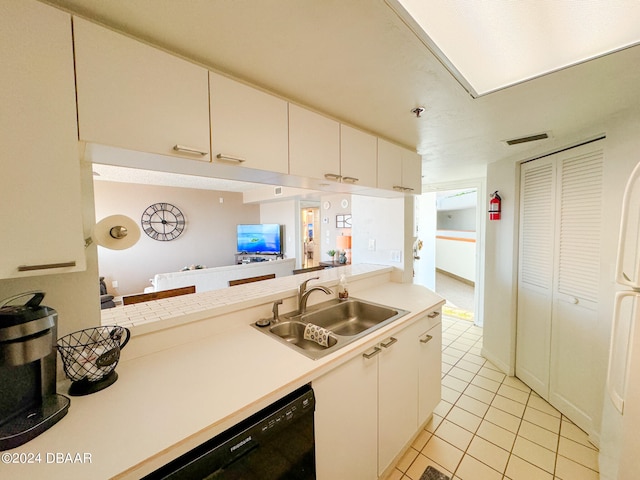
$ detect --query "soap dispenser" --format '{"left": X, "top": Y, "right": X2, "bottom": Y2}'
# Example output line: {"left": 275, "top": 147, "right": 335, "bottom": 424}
{"left": 338, "top": 274, "right": 349, "bottom": 301}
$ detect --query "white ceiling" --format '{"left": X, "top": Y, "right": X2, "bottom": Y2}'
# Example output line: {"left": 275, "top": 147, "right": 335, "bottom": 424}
{"left": 48, "top": 0, "right": 640, "bottom": 187}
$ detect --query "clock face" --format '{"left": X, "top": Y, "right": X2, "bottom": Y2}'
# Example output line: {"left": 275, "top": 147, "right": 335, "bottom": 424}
{"left": 141, "top": 203, "right": 185, "bottom": 241}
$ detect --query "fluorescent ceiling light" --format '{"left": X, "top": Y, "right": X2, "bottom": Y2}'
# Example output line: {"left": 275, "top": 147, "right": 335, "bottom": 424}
{"left": 389, "top": 0, "right": 640, "bottom": 96}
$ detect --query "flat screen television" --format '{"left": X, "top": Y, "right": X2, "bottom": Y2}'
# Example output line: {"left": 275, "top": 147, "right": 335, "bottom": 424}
{"left": 237, "top": 224, "right": 283, "bottom": 254}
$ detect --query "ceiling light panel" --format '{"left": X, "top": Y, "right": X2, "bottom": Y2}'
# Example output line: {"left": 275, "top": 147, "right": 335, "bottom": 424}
{"left": 390, "top": 0, "right": 640, "bottom": 96}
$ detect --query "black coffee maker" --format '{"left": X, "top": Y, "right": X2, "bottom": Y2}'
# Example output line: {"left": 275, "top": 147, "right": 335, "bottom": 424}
{"left": 0, "top": 291, "right": 70, "bottom": 450}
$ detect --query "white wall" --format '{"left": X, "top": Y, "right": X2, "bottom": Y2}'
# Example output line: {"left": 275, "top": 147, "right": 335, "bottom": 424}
{"left": 317, "top": 193, "right": 352, "bottom": 263}
{"left": 94, "top": 181, "right": 259, "bottom": 295}
{"left": 352, "top": 195, "right": 412, "bottom": 283}
{"left": 437, "top": 207, "right": 477, "bottom": 231}
{"left": 436, "top": 237, "right": 476, "bottom": 283}
{"left": 482, "top": 159, "right": 519, "bottom": 374}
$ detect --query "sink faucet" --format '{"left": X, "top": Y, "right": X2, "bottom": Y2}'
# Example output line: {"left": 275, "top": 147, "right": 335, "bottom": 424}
{"left": 298, "top": 277, "right": 333, "bottom": 314}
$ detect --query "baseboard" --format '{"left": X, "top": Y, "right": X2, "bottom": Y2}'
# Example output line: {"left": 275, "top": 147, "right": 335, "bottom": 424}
{"left": 436, "top": 268, "right": 475, "bottom": 286}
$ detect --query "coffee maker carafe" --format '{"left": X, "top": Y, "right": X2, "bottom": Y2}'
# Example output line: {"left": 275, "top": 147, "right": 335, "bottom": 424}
{"left": 0, "top": 291, "right": 70, "bottom": 450}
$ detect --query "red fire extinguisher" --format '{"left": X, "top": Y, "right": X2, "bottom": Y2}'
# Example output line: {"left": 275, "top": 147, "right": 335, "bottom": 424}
{"left": 489, "top": 191, "right": 501, "bottom": 221}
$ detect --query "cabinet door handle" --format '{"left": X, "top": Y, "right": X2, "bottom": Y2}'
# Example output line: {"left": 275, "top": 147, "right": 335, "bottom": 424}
{"left": 428, "top": 311, "right": 440, "bottom": 319}
{"left": 392, "top": 185, "right": 405, "bottom": 191}
{"left": 216, "top": 153, "right": 246, "bottom": 163}
{"left": 18, "top": 261, "right": 76, "bottom": 272}
{"left": 173, "top": 144, "right": 208, "bottom": 156}
{"left": 342, "top": 176, "right": 359, "bottom": 184}
{"left": 362, "top": 346, "right": 381, "bottom": 359}
{"left": 380, "top": 337, "right": 398, "bottom": 348}
{"left": 420, "top": 334, "right": 433, "bottom": 344}
{"left": 324, "top": 173, "right": 342, "bottom": 181}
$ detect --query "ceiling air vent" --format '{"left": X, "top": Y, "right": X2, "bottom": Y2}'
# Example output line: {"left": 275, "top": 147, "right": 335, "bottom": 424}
{"left": 504, "top": 132, "right": 549, "bottom": 146}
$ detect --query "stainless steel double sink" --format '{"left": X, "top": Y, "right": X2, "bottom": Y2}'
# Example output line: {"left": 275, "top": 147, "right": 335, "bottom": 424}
{"left": 253, "top": 297, "right": 409, "bottom": 359}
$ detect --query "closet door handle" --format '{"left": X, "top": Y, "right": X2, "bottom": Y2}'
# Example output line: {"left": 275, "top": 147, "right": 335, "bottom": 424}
{"left": 173, "top": 144, "right": 208, "bottom": 156}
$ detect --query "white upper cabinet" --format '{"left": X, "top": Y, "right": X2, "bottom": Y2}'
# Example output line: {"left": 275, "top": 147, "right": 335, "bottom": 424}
{"left": 74, "top": 17, "right": 210, "bottom": 160}
{"left": 210, "top": 72, "right": 288, "bottom": 173}
{"left": 377, "top": 138, "right": 422, "bottom": 194}
{"left": 402, "top": 148, "right": 422, "bottom": 193}
{"left": 340, "top": 124, "right": 377, "bottom": 188}
{"left": 289, "top": 104, "right": 340, "bottom": 180}
{"left": 0, "top": 0, "right": 86, "bottom": 278}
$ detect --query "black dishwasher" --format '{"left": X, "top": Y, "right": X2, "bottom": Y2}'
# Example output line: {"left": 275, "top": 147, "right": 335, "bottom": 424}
{"left": 143, "top": 385, "right": 316, "bottom": 480}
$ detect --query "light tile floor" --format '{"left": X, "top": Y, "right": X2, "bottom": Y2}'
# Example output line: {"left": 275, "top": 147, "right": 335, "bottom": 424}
{"left": 387, "top": 316, "right": 600, "bottom": 480}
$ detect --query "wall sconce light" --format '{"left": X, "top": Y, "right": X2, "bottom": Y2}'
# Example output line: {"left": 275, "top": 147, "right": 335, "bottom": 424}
{"left": 89, "top": 215, "right": 141, "bottom": 250}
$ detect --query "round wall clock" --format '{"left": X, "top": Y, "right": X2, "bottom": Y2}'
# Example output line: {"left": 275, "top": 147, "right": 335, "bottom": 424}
{"left": 141, "top": 203, "right": 185, "bottom": 241}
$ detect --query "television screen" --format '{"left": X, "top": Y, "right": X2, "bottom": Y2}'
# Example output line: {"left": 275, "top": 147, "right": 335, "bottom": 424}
{"left": 237, "top": 224, "right": 282, "bottom": 254}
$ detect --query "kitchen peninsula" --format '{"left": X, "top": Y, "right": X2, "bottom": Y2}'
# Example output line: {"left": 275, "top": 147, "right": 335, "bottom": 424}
{"left": 1, "top": 265, "right": 443, "bottom": 480}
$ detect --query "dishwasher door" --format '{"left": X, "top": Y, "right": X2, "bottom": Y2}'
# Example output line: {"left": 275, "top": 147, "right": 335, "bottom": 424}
{"left": 143, "top": 384, "right": 316, "bottom": 480}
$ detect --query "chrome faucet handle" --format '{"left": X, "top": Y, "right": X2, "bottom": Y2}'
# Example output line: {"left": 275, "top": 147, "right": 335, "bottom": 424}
{"left": 272, "top": 299, "right": 282, "bottom": 322}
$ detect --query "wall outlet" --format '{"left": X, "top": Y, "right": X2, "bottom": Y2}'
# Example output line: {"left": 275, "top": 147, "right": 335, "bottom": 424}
{"left": 368, "top": 239, "right": 376, "bottom": 251}
{"left": 390, "top": 250, "right": 402, "bottom": 262}
{"left": 112, "top": 280, "right": 118, "bottom": 289}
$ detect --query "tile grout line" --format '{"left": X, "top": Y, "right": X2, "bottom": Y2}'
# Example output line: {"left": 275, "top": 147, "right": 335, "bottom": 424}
{"left": 438, "top": 318, "right": 600, "bottom": 480}
{"left": 440, "top": 320, "right": 555, "bottom": 479}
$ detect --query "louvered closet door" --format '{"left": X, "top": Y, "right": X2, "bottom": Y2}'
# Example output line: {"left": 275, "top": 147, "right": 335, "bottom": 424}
{"left": 549, "top": 143, "right": 603, "bottom": 433}
{"left": 516, "top": 158, "right": 556, "bottom": 398}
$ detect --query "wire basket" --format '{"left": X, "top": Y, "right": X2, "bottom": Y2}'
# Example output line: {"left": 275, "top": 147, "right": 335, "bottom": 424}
{"left": 57, "top": 326, "right": 130, "bottom": 384}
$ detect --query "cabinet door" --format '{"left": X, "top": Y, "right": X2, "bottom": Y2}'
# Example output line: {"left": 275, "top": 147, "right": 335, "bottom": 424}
{"left": 74, "top": 17, "right": 210, "bottom": 160}
{"left": 418, "top": 319, "right": 442, "bottom": 425}
{"left": 377, "top": 138, "right": 403, "bottom": 191}
{"left": 340, "top": 124, "right": 377, "bottom": 188}
{"left": 378, "top": 321, "right": 421, "bottom": 474}
{"left": 210, "top": 72, "right": 288, "bottom": 173}
{"left": 0, "top": 0, "right": 86, "bottom": 278}
{"left": 402, "top": 149, "right": 422, "bottom": 194}
{"left": 313, "top": 350, "right": 378, "bottom": 480}
{"left": 289, "top": 104, "right": 340, "bottom": 180}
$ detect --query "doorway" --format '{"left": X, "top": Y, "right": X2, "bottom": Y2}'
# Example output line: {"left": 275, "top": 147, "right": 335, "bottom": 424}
{"left": 300, "top": 204, "right": 320, "bottom": 269}
{"left": 415, "top": 187, "right": 480, "bottom": 325}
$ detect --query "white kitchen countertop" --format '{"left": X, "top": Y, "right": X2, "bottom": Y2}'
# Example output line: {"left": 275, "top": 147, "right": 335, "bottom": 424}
{"left": 1, "top": 278, "right": 443, "bottom": 480}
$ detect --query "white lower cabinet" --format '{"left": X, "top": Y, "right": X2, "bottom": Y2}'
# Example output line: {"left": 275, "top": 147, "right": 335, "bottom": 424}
{"left": 378, "top": 319, "right": 424, "bottom": 474}
{"left": 314, "top": 348, "right": 379, "bottom": 480}
{"left": 418, "top": 319, "right": 443, "bottom": 425}
{"left": 314, "top": 310, "right": 441, "bottom": 479}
